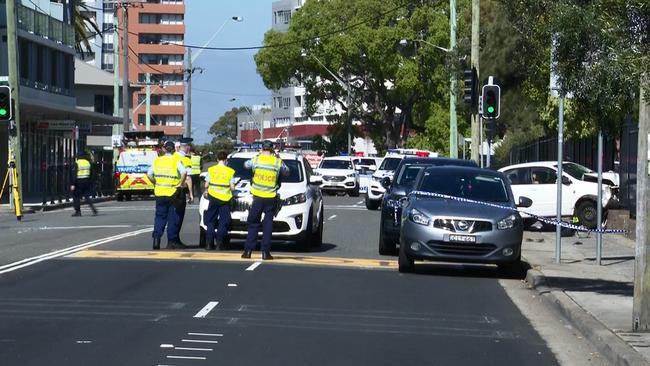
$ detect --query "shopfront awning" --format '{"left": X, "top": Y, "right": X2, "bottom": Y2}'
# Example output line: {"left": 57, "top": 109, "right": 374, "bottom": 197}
{"left": 21, "top": 98, "right": 122, "bottom": 126}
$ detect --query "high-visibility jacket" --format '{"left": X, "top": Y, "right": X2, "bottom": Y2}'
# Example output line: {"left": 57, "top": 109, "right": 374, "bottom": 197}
{"left": 76, "top": 159, "right": 91, "bottom": 179}
{"left": 207, "top": 164, "right": 235, "bottom": 201}
{"left": 153, "top": 155, "right": 181, "bottom": 197}
{"left": 250, "top": 155, "right": 282, "bottom": 198}
{"left": 174, "top": 152, "right": 192, "bottom": 171}
{"left": 191, "top": 155, "right": 202, "bottom": 175}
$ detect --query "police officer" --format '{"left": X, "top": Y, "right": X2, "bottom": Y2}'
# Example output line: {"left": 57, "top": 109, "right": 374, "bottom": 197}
{"left": 70, "top": 150, "right": 98, "bottom": 217}
{"left": 190, "top": 149, "right": 202, "bottom": 198}
{"left": 173, "top": 138, "right": 194, "bottom": 245}
{"left": 203, "top": 151, "right": 236, "bottom": 250}
{"left": 147, "top": 141, "right": 187, "bottom": 250}
{"left": 242, "top": 141, "right": 289, "bottom": 260}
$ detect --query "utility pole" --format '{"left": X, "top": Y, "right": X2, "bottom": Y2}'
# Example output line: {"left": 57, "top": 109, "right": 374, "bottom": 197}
{"left": 449, "top": 0, "right": 458, "bottom": 158}
{"left": 470, "top": 0, "right": 480, "bottom": 163}
{"left": 347, "top": 82, "right": 352, "bottom": 155}
{"left": 185, "top": 48, "right": 192, "bottom": 138}
{"left": 5, "top": 0, "right": 23, "bottom": 206}
{"left": 145, "top": 73, "right": 151, "bottom": 132}
{"left": 113, "top": 5, "right": 120, "bottom": 117}
{"left": 121, "top": 1, "right": 130, "bottom": 132}
{"left": 633, "top": 76, "right": 650, "bottom": 331}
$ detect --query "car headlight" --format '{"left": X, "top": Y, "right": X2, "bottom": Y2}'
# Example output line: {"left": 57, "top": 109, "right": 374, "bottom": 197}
{"left": 497, "top": 214, "right": 518, "bottom": 230}
{"left": 347, "top": 173, "right": 356, "bottom": 178}
{"left": 373, "top": 176, "right": 383, "bottom": 182}
{"left": 283, "top": 193, "right": 307, "bottom": 206}
{"left": 313, "top": 171, "right": 322, "bottom": 176}
{"left": 409, "top": 208, "right": 430, "bottom": 226}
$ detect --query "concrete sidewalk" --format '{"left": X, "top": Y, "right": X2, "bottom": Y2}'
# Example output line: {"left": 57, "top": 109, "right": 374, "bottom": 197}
{"left": 0, "top": 194, "right": 114, "bottom": 215}
{"left": 522, "top": 228, "right": 650, "bottom": 366}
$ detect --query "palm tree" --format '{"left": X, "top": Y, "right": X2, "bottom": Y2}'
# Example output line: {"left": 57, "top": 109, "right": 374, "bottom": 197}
{"left": 72, "top": 0, "right": 103, "bottom": 59}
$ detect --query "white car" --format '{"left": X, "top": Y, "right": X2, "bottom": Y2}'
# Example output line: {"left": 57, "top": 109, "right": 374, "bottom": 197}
{"left": 365, "top": 149, "right": 437, "bottom": 210}
{"left": 499, "top": 161, "right": 615, "bottom": 228}
{"left": 314, "top": 156, "right": 360, "bottom": 196}
{"left": 199, "top": 151, "right": 324, "bottom": 251}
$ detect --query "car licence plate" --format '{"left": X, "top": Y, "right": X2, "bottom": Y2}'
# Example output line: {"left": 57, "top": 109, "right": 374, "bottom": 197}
{"left": 449, "top": 234, "right": 476, "bottom": 243}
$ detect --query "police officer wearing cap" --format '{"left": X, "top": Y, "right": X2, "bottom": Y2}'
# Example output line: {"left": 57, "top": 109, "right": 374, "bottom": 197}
{"left": 173, "top": 137, "right": 194, "bottom": 245}
{"left": 70, "top": 150, "right": 98, "bottom": 217}
{"left": 147, "top": 141, "right": 187, "bottom": 250}
{"left": 242, "top": 141, "right": 289, "bottom": 260}
{"left": 203, "top": 151, "right": 236, "bottom": 250}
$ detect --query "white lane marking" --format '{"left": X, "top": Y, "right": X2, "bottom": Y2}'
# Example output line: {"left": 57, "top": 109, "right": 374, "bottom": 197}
{"left": 0, "top": 228, "right": 153, "bottom": 275}
{"left": 35, "top": 225, "right": 144, "bottom": 230}
{"left": 160, "top": 344, "right": 174, "bottom": 349}
{"left": 227, "top": 283, "right": 237, "bottom": 287}
{"left": 167, "top": 355, "right": 206, "bottom": 360}
{"left": 182, "top": 339, "right": 219, "bottom": 344}
{"left": 356, "top": 200, "right": 364, "bottom": 205}
{"left": 245, "top": 261, "right": 262, "bottom": 271}
{"left": 174, "top": 347, "right": 213, "bottom": 352}
{"left": 193, "top": 301, "right": 219, "bottom": 318}
{"left": 327, "top": 215, "right": 337, "bottom": 221}
{"left": 187, "top": 333, "right": 223, "bottom": 337}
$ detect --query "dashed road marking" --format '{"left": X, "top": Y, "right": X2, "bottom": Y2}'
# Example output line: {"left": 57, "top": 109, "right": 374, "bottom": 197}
{"left": 175, "top": 347, "right": 212, "bottom": 352}
{"left": 187, "top": 332, "right": 223, "bottom": 337}
{"left": 327, "top": 215, "right": 337, "bottom": 221}
{"left": 245, "top": 261, "right": 262, "bottom": 271}
{"left": 167, "top": 355, "right": 206, "bottom": 360}
{"left": 193, "top": 301, "right": 219, "bottom": 318}
{"left": 227, "top": 283, "right": 237, "bottom": 287}
{"left": 69, "top": 250, "right": 398, "bottom": 270}
{"left": 160, "top": 344, "right": 174, "bottom": 349}
{"left": 182, "top": 339, "right": 219, "bottom": 344}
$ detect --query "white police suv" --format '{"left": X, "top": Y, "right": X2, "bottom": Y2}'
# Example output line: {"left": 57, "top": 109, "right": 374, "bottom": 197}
{"left": 314, "top": 156, "right": 360, "bottom": 196}
{"left": 199, "top": 150, "right": 324, "bottom": 251}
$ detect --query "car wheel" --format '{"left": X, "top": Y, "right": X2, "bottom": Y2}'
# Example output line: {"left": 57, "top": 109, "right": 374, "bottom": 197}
{"left": 576, "top": 200, "right": 597, "bottom": 229}
{"left": 312, "top": 207, "right": 324, "bottom": 247}
{"left": 199, "top": 226, "right": 206, "bottom": 248}
{"left": 125, "top": 193, "right": 132, "bottom": 201}
{"left": 296, "top": 211, "right": 313, "bottom": 252}
{"left": 116, "top": 193, "right": 124, "bottom": 202}
{"left": 348, "top": 186, "right": 360, "bottom": 197}
{"left": 398, "top": 242, "right": 415, "bottom": 273}
{"left": 366, "top": 198, "right": 380, "bottom": 210}
{"left": 378, "top": 227, "right": 397, "bottom": 255}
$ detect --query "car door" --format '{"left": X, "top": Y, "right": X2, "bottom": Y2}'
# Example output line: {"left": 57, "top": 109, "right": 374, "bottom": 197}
{"left": 504, "top": 167, "right": 550, "bottom": 216}
{"left": 304, "top": 160, "right": 321, "bottom": 229}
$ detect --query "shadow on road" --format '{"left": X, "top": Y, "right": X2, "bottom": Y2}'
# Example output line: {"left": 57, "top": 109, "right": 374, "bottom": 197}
{"left": 544, "top": 276, "right": 633, "bottom": 296}
{"left": 410, "top": 261, "right": 531, "bottom": 280}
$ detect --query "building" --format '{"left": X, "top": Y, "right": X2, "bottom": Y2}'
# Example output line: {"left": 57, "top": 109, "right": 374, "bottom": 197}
{"left": 78, "top": 0, "right": 117, "bottom": 71}
{"left": 0, "top": 0, "right": 122, "bottom": 201}
{"left": 116, "top": 0, "right": 186, "bottom": 137}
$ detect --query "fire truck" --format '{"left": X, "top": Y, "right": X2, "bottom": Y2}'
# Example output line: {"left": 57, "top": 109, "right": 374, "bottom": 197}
{"left": 114, "top": 131, "right": 164, "bottom": 201}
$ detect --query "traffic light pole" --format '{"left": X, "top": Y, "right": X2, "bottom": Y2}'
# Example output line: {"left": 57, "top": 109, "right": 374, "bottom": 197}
{"left": 470, "top": 0, "right": 480, "bottom": 164}
{"left": 121, "top": 2, "right": 130, "bottom": 132}
{"left": 5, "top": 0, "right": 23, "bottom": 210}
{"left": 448, "top": 0, "right": 458, "bottom": 158}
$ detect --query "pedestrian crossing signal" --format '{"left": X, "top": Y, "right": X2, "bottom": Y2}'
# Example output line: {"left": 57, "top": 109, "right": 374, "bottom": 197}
{"left": 0, "top": 86, "right": 12, "bottom": 122}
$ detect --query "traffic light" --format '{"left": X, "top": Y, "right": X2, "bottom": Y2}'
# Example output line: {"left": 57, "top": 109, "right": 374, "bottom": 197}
{"left": 463, "top": 67, "right": 478, "bottom": 110}
{"left": 0, "top": 86, "right": 12, "bottom": 122}
{"left": 481, "top": 84, "right": 500, "bottom": 120}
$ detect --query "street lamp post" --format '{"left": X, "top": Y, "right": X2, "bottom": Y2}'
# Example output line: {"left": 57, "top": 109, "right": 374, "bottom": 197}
{"left": 399, "top": 38, "right": 457, "bottom": 158}
{"left": 302, "top": 52, "right": 352, "bottom": 156}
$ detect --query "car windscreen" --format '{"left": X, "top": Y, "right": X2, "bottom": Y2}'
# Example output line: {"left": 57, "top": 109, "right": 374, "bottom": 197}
{"left": 359, "top": 159, "right": 376, "bottom": 166}
{"left": 227, "top": 158, "right": 304, "bottom": 183}
{"left": 378, "top": 157, "right": 402, "bottom": 171}
{"left": 395, "top": 164, "right": 427, "bottom": 187}
{"left": 418, "top": 169, "right": 510, "bottom": 203}
{"left": 320, "top": 159, "right": 353, "bottom": 170}
{"left": 562, "top": 162, "right": 592, "bottom": 180}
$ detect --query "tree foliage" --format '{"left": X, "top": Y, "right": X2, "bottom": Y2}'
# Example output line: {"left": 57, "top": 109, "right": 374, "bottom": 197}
{"left": 255, "top": 0, "right": 460, "bottom": 152}
{"left": 74, "top": 0, "right": 102, "bottom": 58}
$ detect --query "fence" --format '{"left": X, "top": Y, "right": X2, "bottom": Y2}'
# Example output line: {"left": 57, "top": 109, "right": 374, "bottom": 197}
{"left": 41, "top": 162, "right": 115, "bottom": 206}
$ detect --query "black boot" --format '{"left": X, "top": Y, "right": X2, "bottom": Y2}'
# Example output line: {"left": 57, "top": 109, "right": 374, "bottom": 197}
{"left": 167, "top": 240, "right": 187, "bottom": 250}
{"left": 152, "top": 238, "right": 160, "bottom": 250}
{"left": 206, "top": 239, "right": 216, "bottom": 251}
{"left": 241, "top": 250, "right": 252, "bottom": 259}
{"left": 262, "top": 251, "right": 274, "bottom": 260}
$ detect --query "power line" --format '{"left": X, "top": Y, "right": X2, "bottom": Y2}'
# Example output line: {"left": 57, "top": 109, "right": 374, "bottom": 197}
{"left": 193, "top": 88, "right": 270, "bottom": 98}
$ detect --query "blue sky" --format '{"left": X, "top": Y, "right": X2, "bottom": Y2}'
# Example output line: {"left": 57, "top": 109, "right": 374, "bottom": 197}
{"left": 186, "top": 0, "right": 275, "bottom": 143}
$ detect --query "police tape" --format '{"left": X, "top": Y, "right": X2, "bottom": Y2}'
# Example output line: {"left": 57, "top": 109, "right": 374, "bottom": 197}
{"left": 395, "top": 190, "right": 627, "bottom": 234}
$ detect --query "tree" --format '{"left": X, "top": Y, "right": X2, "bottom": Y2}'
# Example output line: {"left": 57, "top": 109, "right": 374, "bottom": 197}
{"left": 73, "top": 0, "right": 102, "bottom": 59}
{"left": 255, "top": 0, "right": 456, "bottom": 151}
{"left": 208, "top": 107, "right": 247, "bottom": 143}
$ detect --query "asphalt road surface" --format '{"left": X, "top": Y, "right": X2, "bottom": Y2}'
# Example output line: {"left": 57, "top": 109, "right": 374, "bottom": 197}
{"left": 0, "top": 196, "right": 595, "bottom": 365}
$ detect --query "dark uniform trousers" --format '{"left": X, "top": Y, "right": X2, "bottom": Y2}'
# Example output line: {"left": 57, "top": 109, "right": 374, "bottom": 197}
{"left": 244, "top": 197, "right": 277, "bottom": 252}
{"left": 204, "top": 196, "right": 231, "bottom": 244}
{"left": 153, "top": 196, "right": 181, "bottom": 241}
{"left": 73, "top": 179, "right": 96, "bottom": 213}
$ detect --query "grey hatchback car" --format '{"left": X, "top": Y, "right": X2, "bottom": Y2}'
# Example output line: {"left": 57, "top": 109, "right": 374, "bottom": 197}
{"left": 398, "top": 166, "right": 532, "bottom": 273}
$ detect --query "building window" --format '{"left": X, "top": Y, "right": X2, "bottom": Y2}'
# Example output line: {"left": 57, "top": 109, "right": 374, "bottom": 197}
{"left": 273, "top": 96, "right": 290, "bottom": 109}
{"left": 94, "top": 95, "right": 113, "bottom": 115}
{"left": 138, "top": 114, "right": 183, "bottom": 126}
{"left": 139, "top": 13, "right": 184, "bottom": 25}
{"left": 138, "top": 73, "right": 183, "bottom": 85}
{"left": 274, "top": 10, "right": 291, "bottom": 24}
{"left": 19, "top": 40, "right": 29, "bottom": 80}
{"left": 139, "top": 54, "right": 183, "bottom": 65}
{"left": 139, "top": 34, "right": 183, "bottom": 45}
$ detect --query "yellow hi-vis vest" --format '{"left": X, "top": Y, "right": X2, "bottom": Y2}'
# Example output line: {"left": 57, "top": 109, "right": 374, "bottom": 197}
{"left": 191, "top": 155, "right": 202, "bottom": 175}
{"left": 153, "top": 155, "right": 181, "bottom": 197}
{"left": 250, "top": 155, "right": 282, "bottom": 198}
{"left": 76, "top": 159, "right": 91, "bottom": 179}
{"left": 208, "top": 164, "right": 235, "bottom": 201}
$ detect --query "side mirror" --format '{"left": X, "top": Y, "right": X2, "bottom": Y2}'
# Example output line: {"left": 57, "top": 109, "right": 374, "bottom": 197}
{"left": 562, "top": 176, "right": 572, "bottom": 185}
{"left": 381, "top": 177, "right": 392, "bottom": 189}
{"left": 309, "top": 176, "right": 323, "bottom": 186}
{"left": 517, "top": 196, "right": 533, "bottom": 208}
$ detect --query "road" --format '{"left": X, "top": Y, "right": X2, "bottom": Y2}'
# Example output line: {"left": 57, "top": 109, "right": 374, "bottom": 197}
{"left": 0, "top": 196, "right": 602, "bottom": 365}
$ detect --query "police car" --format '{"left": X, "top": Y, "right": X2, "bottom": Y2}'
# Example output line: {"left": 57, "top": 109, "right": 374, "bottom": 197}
{"left": 365, "top": 149, "right": 438, "bottom": 210}
{"left": 199, "top": 150, "right": 324, "bottom": 251}
{"left": 314, "top": 156, "right": 360, "bottom": 196}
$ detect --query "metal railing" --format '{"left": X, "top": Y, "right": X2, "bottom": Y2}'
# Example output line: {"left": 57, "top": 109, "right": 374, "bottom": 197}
{"left": 15, "top": 4, "right": 74, "bottom": 48}
{"left": 41, "top": 162, "right": 116, "bottom": 206}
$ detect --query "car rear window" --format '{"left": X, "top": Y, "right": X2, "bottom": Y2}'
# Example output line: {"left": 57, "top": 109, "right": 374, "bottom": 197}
{"left": 227, "top": 157, "right": 303, "bottom": 183}
{"left": 395, "top": 165, "right": 426, "bottom": 186}
{"left": 418, "top": 170, "right": 510, "bottom": 203}
{"left": 378, "top": 157, "right": 402, "bottom": 171}
{"left": 320, "top": 159, "right": 353, "bottom": 170}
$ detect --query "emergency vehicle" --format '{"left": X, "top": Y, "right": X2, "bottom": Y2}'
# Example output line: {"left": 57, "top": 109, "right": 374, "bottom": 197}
{"left": 365, "top": 148, "right": 438, "bottom": 210}
{"left": 114, "top": 131, "right": 164, "bottom": 201}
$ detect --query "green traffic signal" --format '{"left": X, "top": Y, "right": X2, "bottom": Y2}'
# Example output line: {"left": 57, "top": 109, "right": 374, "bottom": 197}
{"left": 0, "top": 108, "right": 6, "bottom": 116}
{"left": 487, "top": 106, "right": 495, "bottom": 114}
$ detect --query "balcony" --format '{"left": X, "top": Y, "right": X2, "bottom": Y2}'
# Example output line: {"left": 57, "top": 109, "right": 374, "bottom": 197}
{"left": 11, "top": 4, "right": 75, "bottom": 48}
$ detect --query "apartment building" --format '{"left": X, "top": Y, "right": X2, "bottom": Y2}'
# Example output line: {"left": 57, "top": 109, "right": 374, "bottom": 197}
{"left": 117, "top": 0, "right": 186, "bottom": 137}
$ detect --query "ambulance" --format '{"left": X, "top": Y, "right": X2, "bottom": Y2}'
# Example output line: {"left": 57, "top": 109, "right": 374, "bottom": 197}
{"left": 114, "top": 131, "right": 164, "bottom": 201}
{"left": 365, "top": 148, "right": 437, "bottom": 210}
